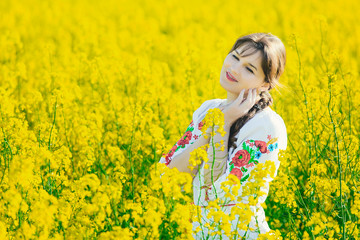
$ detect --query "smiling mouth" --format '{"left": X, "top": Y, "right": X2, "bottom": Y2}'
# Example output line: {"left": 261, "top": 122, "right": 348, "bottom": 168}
{"left": 226, "top": 71, "right": 238, "bottom": 82}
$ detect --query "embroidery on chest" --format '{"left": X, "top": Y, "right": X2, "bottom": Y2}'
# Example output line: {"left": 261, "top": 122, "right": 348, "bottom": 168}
{"left": 228, "top": 135, "right": 279, "bottom": 182}
{"left": 162, "top": 120, "right": 205, "bottom": 166}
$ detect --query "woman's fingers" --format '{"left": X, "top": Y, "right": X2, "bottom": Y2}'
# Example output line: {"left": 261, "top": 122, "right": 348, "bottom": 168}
{"left": 236, "top": 88, "right": 258, "bottom": 107}
{"left": 239, "top": 88, "right": 257, "bottom": 108}
{"left": 236, "top": 89, "right": 245, "bottom": 104}
{"left": 246, "top": 88, "right": 252, "bottom": 105}
{"left": 250, "top": 89, "right": 257, "bottom": 106}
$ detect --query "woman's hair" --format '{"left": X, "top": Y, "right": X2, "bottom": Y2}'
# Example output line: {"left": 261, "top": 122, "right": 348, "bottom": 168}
{"left": 227, "top": 32, "right": 287, "bottom": 152}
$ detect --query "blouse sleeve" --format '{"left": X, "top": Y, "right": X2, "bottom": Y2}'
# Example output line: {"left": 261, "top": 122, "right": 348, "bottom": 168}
{"left": 158, "top": 99, "right": 217, "bottom": 167}
{"left": 193, "top": 112, "right": 287, "bottom": 206}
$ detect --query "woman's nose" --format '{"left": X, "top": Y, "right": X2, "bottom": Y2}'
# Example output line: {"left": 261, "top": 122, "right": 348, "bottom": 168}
{"left": 231, "top": 61, "right": 242, "bottom": 74}
{"left": 230, "top": 67, "right": 240, "bottom": 77}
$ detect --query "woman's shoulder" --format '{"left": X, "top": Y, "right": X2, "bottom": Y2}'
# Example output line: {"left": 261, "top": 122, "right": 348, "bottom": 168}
{"left": 192, "top": 98, "right": 224, "bottom": 121}
{"left": 251, "top": 107, "right": 286, "bottom": 128}
{"left": 239, "top": 107, "right": 288, "bottom": 150}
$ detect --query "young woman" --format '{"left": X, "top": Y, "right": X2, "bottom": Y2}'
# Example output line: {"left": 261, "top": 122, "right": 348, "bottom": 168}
{"left": 159, "top": 32, "right": 287, "bottom": 239}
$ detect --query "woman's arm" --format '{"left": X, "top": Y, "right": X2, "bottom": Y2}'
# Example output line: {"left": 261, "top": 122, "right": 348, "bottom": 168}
{"left": 167, "top": 133, "right": 210, "bottom": 176}
{"left": 203, "top": 124, "right": 231, "bottom": 187}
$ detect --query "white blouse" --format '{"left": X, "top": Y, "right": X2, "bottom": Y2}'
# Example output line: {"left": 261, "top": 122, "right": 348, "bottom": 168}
{"left": 159, "top": 98, "right": 288, "bottom": 239}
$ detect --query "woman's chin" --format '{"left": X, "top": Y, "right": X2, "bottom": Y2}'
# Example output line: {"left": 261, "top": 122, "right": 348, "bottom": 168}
{"left": 219, "top": 80, "right": 228, "bottom": 90}
{"left": 220, "top": 84, "right": 239, "bottom": 96}
{"left": 220, "top": 78, "right": 238, "bottom": 90}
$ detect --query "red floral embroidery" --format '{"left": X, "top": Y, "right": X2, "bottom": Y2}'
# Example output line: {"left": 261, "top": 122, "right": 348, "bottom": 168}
{"left": 198, "top": 121, "right": 204, "bottom": 130}
{"left": 162, "top": 145, "right": 178, "bottom": 165}
{"left": 201, "top": 185, "right": 212, "bottom": 201}
{"left": 254, "top": 140, "right": 267, "bottom": 153}
{"left": 162, "top": 120, "right": 203, "bottom": 166}
{"left": 178, "top": 131, "right": 192, "bottom": 147}
{"left": 229, "top": 136, "right": 279, "bottom": 182}
{"left": 232, "top": 150, "right": 250, "bottom": 167}
{"left": 230, "top": 168, "right": 243, "bottom": 180}
{"left": 245, "top": 162, "right": 255, "bottom": 168}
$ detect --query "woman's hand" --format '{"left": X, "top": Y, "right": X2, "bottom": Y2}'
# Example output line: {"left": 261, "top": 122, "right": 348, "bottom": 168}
{"left": 219, "top": 88, "right": 259, "bottom": 127}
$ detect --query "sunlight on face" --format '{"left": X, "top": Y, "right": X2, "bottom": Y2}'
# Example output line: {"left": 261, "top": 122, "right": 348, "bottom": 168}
{"left": 219, "top": 44, "right": 269, "bottom": 97}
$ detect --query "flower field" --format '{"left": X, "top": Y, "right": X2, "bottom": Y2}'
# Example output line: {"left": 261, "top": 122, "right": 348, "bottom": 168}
{"left": 0, "top": 0, "right": 359, "bottom": 239}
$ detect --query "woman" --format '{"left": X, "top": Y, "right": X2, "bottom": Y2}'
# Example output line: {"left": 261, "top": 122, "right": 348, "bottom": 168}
{"left": 159, "top": 32, "right": 287, "bottom": 239}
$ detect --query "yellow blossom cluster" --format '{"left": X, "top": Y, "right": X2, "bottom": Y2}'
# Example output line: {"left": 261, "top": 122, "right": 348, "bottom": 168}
{"left": 0, "top": 0, "right": 359, "bottom": 238}
{"left": 188, "top": 144, "right": 210, "bottom": 172}
{"left": 200, "top": 108, "right": 227, "bottom": 139}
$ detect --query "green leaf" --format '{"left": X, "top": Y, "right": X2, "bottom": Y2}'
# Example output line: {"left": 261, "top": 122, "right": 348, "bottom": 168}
{"left": 241, "top": 174, "right": 250, "bottom": 183}
{"left": 242, "top": 142, "right": 250, "bottom": 152}
{"left": 248, "top": 148, "right": 255, "bottom": 163}
{"left": 229, "top": 163, "right": 234, "bottom": 172}
{"left": 186, "top": 126, "right": 194, "bottom": 132}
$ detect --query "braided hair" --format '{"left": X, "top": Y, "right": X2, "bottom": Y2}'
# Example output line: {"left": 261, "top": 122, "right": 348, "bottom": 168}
{"left": 227, "top": 91, "right": 273, "bottom": 152}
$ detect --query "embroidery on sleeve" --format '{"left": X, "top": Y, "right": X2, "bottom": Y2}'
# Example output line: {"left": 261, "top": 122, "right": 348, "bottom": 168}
{"left": 162, "top": 120, "right": 205, "bottom": 166}
{"left": 229, "top": 135, "right": 279, "bottom": 182}
{"left": 200, "top": 185, "right": 212, "bottom": 201}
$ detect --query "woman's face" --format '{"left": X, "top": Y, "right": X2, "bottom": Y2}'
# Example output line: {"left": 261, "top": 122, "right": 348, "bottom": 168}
{"left": 220, "top": 44, "right": 269, "bottom": 96}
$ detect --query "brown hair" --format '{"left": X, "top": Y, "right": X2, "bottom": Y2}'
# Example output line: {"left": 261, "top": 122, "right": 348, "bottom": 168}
{"left": 227, "top": 32, "right": 287, "bottom": 152}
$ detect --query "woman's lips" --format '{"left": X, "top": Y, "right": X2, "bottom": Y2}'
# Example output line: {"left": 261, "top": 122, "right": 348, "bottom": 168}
{"left": 226, "top": 71, "right": 238, "bottom": 82}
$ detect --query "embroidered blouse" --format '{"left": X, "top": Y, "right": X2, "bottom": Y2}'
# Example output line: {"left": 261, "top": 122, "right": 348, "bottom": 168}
{"left": 158, "top": 98, "right": 288, "bottom": 237}
{"left": 158, "top": 99, "right": 215, "bottom": 167}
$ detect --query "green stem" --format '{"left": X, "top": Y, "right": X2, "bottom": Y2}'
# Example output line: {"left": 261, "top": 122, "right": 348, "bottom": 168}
{"left": 327, "top": 76, "right": 346, "bottom": 239}
{"left": 210, "top": 123, "right": 218, "bottom": 199}
{"left": 48, "top": 97, "right": 57, "bottom": 151}
{"left": 292, "top": 34, "right": 316, "bottom": 240}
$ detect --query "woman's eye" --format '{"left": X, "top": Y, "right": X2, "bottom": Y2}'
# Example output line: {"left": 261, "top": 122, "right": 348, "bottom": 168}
{"left": 246, "top": 67, "right": 254, "bottom": 73}
{"left": 232, "top": 54, "right": 254, "bottom": 74}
